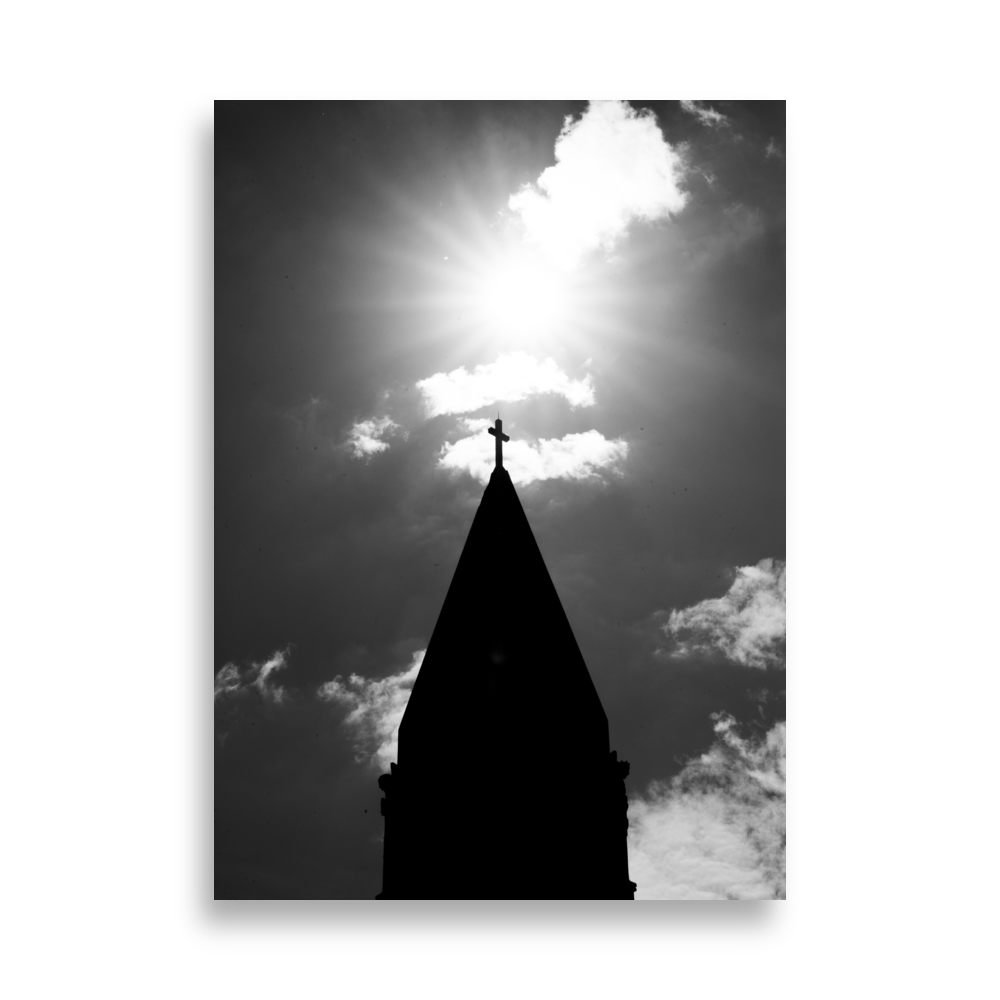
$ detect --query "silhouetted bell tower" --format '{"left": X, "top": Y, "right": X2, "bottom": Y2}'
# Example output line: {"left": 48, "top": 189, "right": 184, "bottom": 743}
{"left": 376, "top": 418, "right": 637, "bottom": 899}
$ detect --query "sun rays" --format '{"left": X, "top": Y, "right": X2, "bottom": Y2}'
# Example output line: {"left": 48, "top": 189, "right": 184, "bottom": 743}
{"left": 322, "top": 99, "right": 694, "bottom": 384}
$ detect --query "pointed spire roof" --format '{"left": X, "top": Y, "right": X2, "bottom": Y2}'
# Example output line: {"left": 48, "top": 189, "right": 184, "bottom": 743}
{"left": 399, "top": 451, "right": 609, "bottom": 773}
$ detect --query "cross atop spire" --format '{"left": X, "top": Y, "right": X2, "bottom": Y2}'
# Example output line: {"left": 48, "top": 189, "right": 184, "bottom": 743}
{"left": 487, "top": 416, "right": 510, "bottom": 469}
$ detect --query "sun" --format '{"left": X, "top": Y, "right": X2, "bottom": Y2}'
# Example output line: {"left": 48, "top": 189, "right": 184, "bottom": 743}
{"left": 469, "top": 247, "right": 571, "bottom": 346}
{"left": 415, "top": 212, "right": 614, "bottom": 361}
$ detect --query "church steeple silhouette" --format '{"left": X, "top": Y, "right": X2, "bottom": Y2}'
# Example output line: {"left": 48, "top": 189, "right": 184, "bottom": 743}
{"left": 376, "top": 418, "right": 637, "bottom": 899}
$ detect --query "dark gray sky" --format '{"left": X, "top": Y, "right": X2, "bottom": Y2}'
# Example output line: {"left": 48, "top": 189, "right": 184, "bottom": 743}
{"left": 215, "top": 100, "right": 785, "bottom": 899}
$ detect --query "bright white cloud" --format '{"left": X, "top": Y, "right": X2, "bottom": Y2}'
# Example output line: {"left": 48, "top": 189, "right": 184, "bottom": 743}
{"left": 628, "top": 714, "right": 785, "bottom": 899}
{"left": 660, "top": 558, "right": 786, "bottom": 668}
{"left": 680, "top": 100, "right": 731, "bottom": 128}
{"left": 416, "top": 352, "right": 595, "bottom": 417}
{"left": 317, "top": 649, "right": 425, "bottom": 770}
{"left": 347, "top": 416, "right": 403, "bottom": 459}
{"left": 460, "top": 417, "right": 493, "bottom": 433}
{"left": 509, "top": 100, "right": 687, "bottom": 269}
{"left": 439, "top": 429, "right": 628, "bottom": 486}
{"left": 214, "top": 648, "right": 290, "bottom": 705}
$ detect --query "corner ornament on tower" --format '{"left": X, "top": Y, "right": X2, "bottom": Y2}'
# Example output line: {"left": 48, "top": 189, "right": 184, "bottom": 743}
{"left": 487, "top": 417, "right": 510, "bottom": 469}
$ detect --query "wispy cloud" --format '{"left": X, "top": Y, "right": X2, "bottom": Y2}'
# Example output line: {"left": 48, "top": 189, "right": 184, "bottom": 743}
{"left": 416, "top": 352, "right": 595, "bottom": 417}
{"left": 317, "top": 649, "right": 425, "bottom": 770}
{"left": 684, "top": 203, "right": 766, "bottom": 271}
{"left": 215, "top": 648, "right": 291, "bottom": 704}
{"left": 346, "top": 416, "right": 404, "bottom": 459}
{"left": 439, "top": 429, "right": 628, "bottom": 486}
{"left": 680, "top": 100, "right": 731, "bottom": 128}
{"left": 628, "top": 714, "right": 785, "bottom": 899}
{"left": 509, "top": 100, "right": 687, "bottom": 269}
{"left": 658, "top": 558, "right": 786, "bottom": 668}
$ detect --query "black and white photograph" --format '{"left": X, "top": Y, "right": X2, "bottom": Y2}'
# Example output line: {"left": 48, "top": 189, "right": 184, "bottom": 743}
{"left": 215, "top": 100, "right": 786, "bottom": 899}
